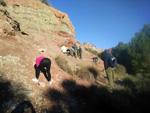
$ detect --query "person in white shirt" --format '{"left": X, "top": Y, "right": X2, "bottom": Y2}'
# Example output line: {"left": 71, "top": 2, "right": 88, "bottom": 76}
{"left": 61, "top": 45, "right": 67, "bottom": 53}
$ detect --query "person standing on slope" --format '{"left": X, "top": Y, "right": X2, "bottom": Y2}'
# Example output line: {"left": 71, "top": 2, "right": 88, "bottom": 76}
{"left": 78, "top": 46, "right": 82, "bottom": 59}
{"left": 72, "top": 43, "right": 78, "bottom": 58}
{"left": 104, "top": 49, "right": 117, "bottom": 91}
{"left": 32, "top": 56, "right": 52, "bottom": 85}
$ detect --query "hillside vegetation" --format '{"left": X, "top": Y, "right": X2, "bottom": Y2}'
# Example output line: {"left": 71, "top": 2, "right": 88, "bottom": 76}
{"left": 113, "top": 24, "right": 150, "bottom": 76}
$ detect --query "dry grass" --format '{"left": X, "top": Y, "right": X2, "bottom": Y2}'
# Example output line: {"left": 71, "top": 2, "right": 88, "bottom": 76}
{"left": 55, "top": 55, "right": 74, "bottom": 75}
{"left": 115, "top": 64, "right": 127, "bottom": 76}
{"left": 76, "top": 65, "right": 100, "bottom": 84}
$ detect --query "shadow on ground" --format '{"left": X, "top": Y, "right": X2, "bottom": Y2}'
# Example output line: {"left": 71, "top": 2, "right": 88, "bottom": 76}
{"left": 44, "top": 79, "right": 150, "bottom": 113}
{"left": 1, "top": 73, "right": 150, "bottom": 113}
{"left": 11, "top": 101, "right": 36, "bottom": 113}
{"left": 0, "top": 77, "right": 36, "bottom": 113}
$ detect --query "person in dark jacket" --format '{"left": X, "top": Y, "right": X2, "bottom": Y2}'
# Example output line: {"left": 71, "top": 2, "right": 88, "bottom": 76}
{"left": 78, "top": 46, "right": 82, "bottom": 59}
{"left": 104, "top": 49, "right": 115, "bottom": 91}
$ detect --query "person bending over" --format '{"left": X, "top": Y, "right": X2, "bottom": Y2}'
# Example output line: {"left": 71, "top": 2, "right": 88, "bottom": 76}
{"left": 32, "top": 56, "right": 52, "bottom": 85}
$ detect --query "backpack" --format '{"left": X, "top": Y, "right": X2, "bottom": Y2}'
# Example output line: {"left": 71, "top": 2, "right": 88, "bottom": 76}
{"left": 108, "top": 55, "right": 117, "bottom": 68}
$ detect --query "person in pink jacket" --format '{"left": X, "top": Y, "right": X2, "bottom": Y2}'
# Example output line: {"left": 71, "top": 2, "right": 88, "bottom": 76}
{"left": 32, "top": 56, "right": 52, "bottom": 85}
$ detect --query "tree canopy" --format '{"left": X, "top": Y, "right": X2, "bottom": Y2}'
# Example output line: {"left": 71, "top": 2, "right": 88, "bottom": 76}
{"left": 100, "top": 24, "right": 150, "bottom": 76}
{"left": 128, "top": 24, "right": 150, "bottom": 75}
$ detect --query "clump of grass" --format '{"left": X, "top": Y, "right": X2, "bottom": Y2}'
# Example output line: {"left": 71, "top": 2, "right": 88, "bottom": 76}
{"left": 115, "top": 64, "right": 127, "bottom": 76}
{"left": 76, "top": 65, "right": 100, "bottom": 84}
{"left": 0, "top": 0, "right": 6, "bottom": 6}
{"left": 135, "top": 78, "right": 150, "bottom": 94}
{"left": 55, "top": 55, "right": 74, "bottom": 75}
{"left": 88, "top": 66, "right": 100, "bottom": 78}
{"left": 114, "top": 73, "right": 150, "bottom": 96}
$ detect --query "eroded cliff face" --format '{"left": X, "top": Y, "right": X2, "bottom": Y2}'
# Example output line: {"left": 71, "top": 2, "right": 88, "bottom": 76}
{"left": 1, "top": 0, "right": 76, "bottom": 48}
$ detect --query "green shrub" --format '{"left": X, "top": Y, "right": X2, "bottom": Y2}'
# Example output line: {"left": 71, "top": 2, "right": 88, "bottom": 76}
{"left": 135, "top": 79, "right": 150, "bottom": 94}
{"left": 55, "top": 55, "right": 73, "bottom": 75}
{"left": 117, "top": 76, "right": 150, "bottom": 96}
{"left": 0, "top": 0, "right": 6, "bottom": 6}
{"left": 122, "top": 77, "right": 136, "bottom": 89}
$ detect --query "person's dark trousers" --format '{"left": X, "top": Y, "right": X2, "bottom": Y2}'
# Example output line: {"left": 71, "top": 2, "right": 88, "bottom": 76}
{"left": 79, "top": 53, "right": 82, "bottom": 59}
{"left": 35, "top": 58, "right": 51, "bottom": 81}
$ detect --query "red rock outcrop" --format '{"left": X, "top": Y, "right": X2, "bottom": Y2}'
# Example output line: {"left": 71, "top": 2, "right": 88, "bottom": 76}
{"left": 3, "top": 0, "right": 76, "bottom": 48}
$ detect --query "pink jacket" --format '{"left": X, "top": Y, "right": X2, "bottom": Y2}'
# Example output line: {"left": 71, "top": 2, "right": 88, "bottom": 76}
{"left": 36, "top": 56, "right": 46, "bottom": 67}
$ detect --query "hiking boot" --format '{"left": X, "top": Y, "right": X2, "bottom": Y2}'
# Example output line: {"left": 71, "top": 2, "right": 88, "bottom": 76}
{"left": 32, "top": 78, "right": 39, "bottom": 83}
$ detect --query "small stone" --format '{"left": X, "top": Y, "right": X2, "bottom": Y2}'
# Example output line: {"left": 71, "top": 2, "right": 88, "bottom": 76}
{"left": 38, "top": 82, "right": 45, "bottom": 87}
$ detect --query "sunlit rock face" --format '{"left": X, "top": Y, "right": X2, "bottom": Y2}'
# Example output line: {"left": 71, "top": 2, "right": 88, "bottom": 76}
{"left": 2, "top": 0, "right": 76, "bottom": 48}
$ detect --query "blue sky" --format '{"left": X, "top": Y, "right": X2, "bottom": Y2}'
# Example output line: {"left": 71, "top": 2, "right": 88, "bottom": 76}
{"left": 49, "top": 0, "right": 150, "bottom": 49}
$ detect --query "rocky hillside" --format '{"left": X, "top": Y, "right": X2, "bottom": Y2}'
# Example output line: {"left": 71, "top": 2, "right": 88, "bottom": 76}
{"left": 0, "top": 0, "right": 106, "bottom": 113}
{"left": 83, "top": 42, "right": 105, "bottom": 53}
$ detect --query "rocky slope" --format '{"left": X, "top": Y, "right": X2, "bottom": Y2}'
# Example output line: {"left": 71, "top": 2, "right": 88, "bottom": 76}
{"left": 83, "top": 42, "right": 105, "bottom": 53}
{"left": 0, "top": 0, "right": 106, "bottom": 112}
